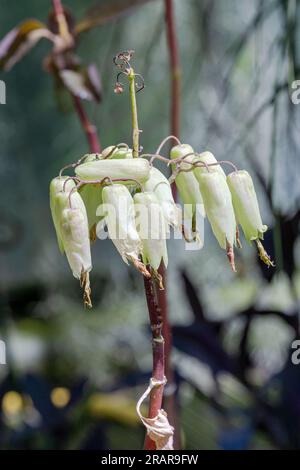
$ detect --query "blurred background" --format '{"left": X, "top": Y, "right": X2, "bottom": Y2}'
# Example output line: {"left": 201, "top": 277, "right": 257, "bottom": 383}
{"left": 0, "top": 0, "right": 300, "bottom": 450}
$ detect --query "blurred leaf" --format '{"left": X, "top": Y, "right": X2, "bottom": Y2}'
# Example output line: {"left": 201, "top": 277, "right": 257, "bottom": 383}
{"left": 87, "top": 392, "right": 141, "bottom": 426}
{"left": 0, "top": 20, "right": 55, "bottom": 71}
{"left": 59, "top": 64, "right": 101, "bottom": 102}
{"left": 75, "top": 0, "right": 156, "bottom": 35}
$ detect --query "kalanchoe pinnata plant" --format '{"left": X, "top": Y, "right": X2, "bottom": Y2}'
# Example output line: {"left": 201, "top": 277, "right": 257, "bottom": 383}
{"left": 48, "top": 49, "right": 274, "bottom": 450}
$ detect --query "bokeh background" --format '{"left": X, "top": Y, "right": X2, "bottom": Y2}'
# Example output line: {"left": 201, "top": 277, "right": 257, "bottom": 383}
{"left": 0, "top": 0, "right": 300, "bottom": 450}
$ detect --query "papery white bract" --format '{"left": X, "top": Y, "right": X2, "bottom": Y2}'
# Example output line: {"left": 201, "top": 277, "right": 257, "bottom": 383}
{"left": 134, "top": 192, "right": 168, "bottom": 271}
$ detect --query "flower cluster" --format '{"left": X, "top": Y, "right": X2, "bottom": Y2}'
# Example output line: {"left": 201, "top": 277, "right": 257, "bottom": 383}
{"left": 50, "top": 141, "right": 273, "bottom": 306}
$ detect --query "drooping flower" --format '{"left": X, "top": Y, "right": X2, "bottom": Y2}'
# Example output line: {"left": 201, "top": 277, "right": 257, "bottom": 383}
{"left": 227, "top": 170, "right": 267, "bottom": 242}
{"left": 197, "top": 171, "right": 237, "bottom": 271}
{"left": 98, "top": 184, "right": 150, "bottom": 277}
{"left": 227, "top": 170, "right": 273, "bottom": 267}
{"left": 143, "top": 167, "right": 181, "bottom": 229}
{"left": 75, "top": 158, "right": 150, "bottom": 184}
{"left": 170, "top": 144, "right": 205, "bottom": 219}
{"left": 134, "top": 191, "right": 168, "bottom": 276}
{"left": 50, "top": 176, "right": 92, "bottom": 307}
{"left": 50, "top": 176, "right": 76, "bottom": 253}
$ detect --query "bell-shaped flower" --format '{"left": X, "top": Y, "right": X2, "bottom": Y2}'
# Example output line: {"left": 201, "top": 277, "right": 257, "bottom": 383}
{"left": 98, "top": 184, "right": 150, "bottom": 278}
{"left": 227, "top": 170, "right": 273, "bottom": 267}
{"left": 50, "top": 176, "right": 92, "bottom": 307}
{"left": 143, "top": 167, "right": 181, "bottom": 229}
{"left": 193, "top": 151, "right": 226, "bottom": 179}
{"left": 170, "top": 144, "right": 205, "bottom": 218}
{"left": 102, "top": 146, "right": 133, "bottom": 159}
{"left": 75, "top": 158, "right": 150, "bottom": 184}
{"left": 134, "top": 192, "right": 168, "bottom": 274}
{"left": 227, "top": 170, "right": 267, "bottom": 242}
{"left": 197, "top": 171, "right": 237, "bottom": 271}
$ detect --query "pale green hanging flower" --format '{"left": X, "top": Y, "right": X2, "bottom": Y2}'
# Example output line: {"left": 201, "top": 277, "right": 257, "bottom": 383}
{"left": 99, "top": 184, "right": 150, "bottom": 278}
{"left": 143, "top": 167, "right": 181, "bottom": 228}
{"left": 102, "top": 146, "right": 133, "bottom": 159}
{"left": 197, "top": 171, "right": 237, "bottom": 270}
{"left": 50, "top": 176, "right": 92, "bottom": 307}
{"left": 193, "top": 151, "right": 226, "bottom": 179}
{"left": 134, "top": 192, "right": 168, "bottom": 274}
{"left": 227, "top": 170, "right": 267, "bottom": 242}
{"left": 50, "top": 176, "right": 76, "bottom": 253}
{"left": 78, "top": 183, "right": 103, "bottom": 238}
{"left": 227, "top": 170, "right": 273, "bottom": 267}
{"left": 170, "top": 144, "right": 205, "bottom": 219}
{"left": 75, "top": 158, "right": 150, "bottom": 184}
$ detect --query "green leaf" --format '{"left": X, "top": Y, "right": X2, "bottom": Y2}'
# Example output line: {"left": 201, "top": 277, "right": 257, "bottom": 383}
{"left": 0, "top": 19, "right": 56, "bottom": 71}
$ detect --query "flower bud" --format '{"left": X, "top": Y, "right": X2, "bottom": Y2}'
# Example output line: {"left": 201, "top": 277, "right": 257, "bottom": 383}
{"left": 75, "top": 158, "right": 150, "bottom": 184}
{"left": 170, "top": 144, "right": 205, "bottom": 218}
{"left": 50, "top": 176, "right": 76, "bottom": 253}
{"left": 193, "top": 151, "right": 226, "bottom": 179}
{"left": 197, "top": 171, "right": 236, "bottom": 270}
{"left": 102, "top": 146, "right": 133, "bottom": 159}
{"left": 99, "top": 184, "right": 150, "bottom": 278}
{"left": 143, "top": 167, "right": 181, "bottom": 228}
{"left": 134, "top": 192, "right": 168, "bottom": 272}
{"left": 226, "top": 170, "right": 267, "bottom": 242}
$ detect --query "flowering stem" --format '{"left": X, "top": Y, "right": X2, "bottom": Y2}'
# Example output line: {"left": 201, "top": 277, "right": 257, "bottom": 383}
{"left": 72, "top": 95, "right": 101, "bottom": 153}
{"left": 127, "top": 60, "right": 166, "bottom": 450}
{"left": 143, "top": 275, "right": 165, "bottom": 450}
{"left": 128, "top": 68, "right": 140, "bottom": 157}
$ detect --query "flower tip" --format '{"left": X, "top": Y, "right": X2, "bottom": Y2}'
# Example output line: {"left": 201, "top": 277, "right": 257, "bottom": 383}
{"left": 130, "top": 256, "right": 151, "bottom": 278}
{"left": 80, "top": 271, "right": 92, "bottom": 308}
{"left": 256, "top": 240, "right": 275, "bottom": 268}
{"left": 226, "top": 242, "right": 236, "bottom": 272}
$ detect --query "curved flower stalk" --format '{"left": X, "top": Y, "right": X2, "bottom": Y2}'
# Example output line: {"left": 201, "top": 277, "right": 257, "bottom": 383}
{"left": 193, "top": 151, "right": 226, "bottom": 179}
{"left": 50, "top": 176, "right": 92, "bottom": 307}
{"left": 134, "top": 192, "right": 168, "bottom": 277}
{"left": 75, "top": 158, "right": 150, "bottom": 183}
{"left": 227, "top": 170, "right": 273, "bottom": 267}
{"left": 102, "top": 145, "right": 133, "bottom": 159}
{"left": 197, "top": 171, "right": 237, "bottom": 271}
{"left": 143, "top": 167, "right": 181, "bottom": 229}
{"left": 98, "top": 184, "right": 150, "bottom": 278}
{"left": 170, "top": 144, "right": 205, "bottom": 218}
